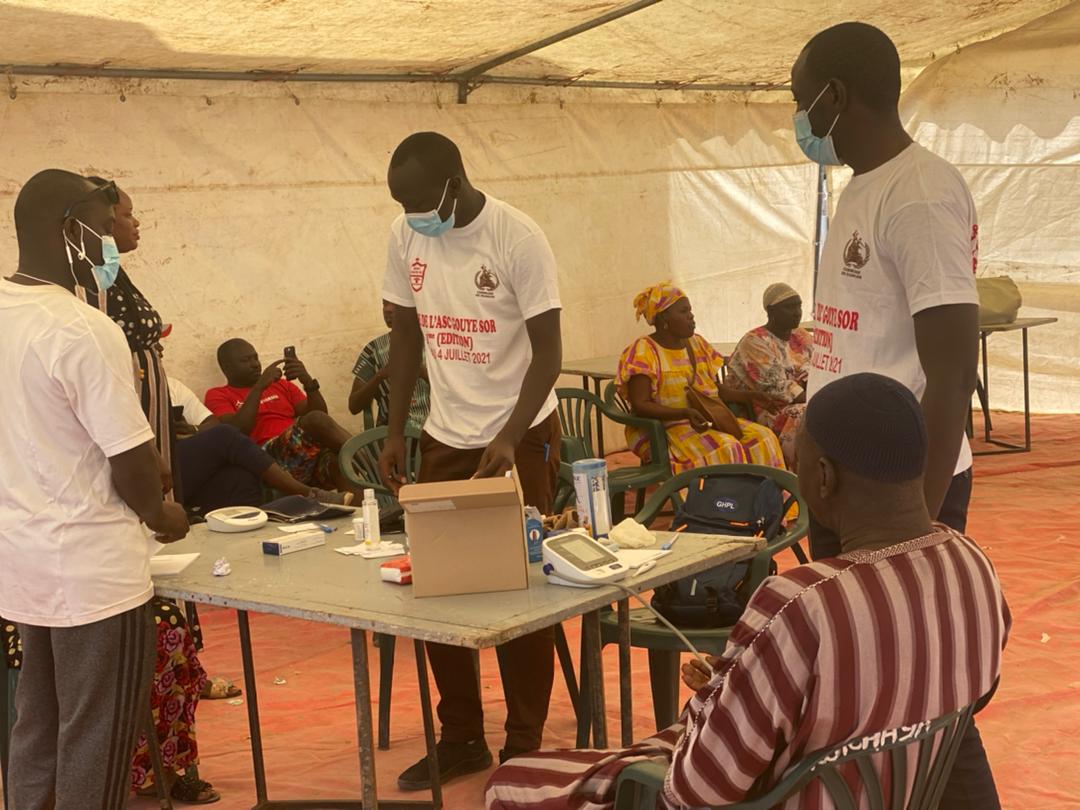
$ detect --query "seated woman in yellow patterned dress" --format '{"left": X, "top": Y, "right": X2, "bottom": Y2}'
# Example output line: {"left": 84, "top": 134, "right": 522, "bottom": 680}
{"left": 615, "top": 282, "right": 785, "bottom": 473}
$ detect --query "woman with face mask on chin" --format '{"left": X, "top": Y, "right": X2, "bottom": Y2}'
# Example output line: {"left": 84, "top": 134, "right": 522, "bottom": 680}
{"left": 615, "top": 282, "right": 786, "bottom": 474}
{"left": 74, "top": 179, "right": 221, "bottom": 804}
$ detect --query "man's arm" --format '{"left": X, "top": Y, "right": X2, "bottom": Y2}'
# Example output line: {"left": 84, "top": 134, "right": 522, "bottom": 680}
{"left": 914, "top": 303, "right": 979, "bottom": 518}
{"left": 474, "top": 309, "right": 562, "bottom": 478}
{"left": 378, "top": 304, "right": 424, "bottom": 491}
{"left": 109, "top": 440, "right": 188, "bottom": 542}
{"left": 349, "top": 372, "right": 387, "bottom": 416}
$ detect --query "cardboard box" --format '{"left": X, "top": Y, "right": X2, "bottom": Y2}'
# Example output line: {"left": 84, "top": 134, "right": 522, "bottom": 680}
{"left": 399, "top": 468, "right": 529, "bottom": 598}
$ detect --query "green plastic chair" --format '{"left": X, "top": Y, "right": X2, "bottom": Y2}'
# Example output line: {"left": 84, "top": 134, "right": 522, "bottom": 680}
{"left": 595, "top": 464, "right": 809, "bottom": 732}
{"left": 338, "top": 424, "right": 423, "bottom": 498}
{"left": 361, "top": 403, "right": 377, "bottom": 431}
{"left": 613, "top": 700, "right": 978, "bottom": 810}
{"left": 556, "top": 388, "right": 671, "bottom": 522}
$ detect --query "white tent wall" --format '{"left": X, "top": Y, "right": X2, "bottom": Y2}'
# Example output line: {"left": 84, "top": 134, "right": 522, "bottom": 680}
{"left": 897, "top": 1, "right": 1080, "bottom": 414}
{"left": 0, "top": 78, "right": 815, "bottom": 434}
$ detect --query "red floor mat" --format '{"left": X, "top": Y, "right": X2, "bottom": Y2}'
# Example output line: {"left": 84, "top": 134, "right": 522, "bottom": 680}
{"left": 7, "top": 413, "right": 1078, "bottom": 809}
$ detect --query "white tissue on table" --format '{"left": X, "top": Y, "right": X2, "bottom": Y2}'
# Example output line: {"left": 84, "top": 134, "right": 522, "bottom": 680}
{"left": 277, "top": 522, "right": 319, "bottom": 534}
{"left": 334, "top": 541, "right": 407, "bottom": 559}
{"left": 211, "top": 557, "right": 232, "bottom": 576}
{"left": 608, "top": 518, "right": 656, "bottom": 549}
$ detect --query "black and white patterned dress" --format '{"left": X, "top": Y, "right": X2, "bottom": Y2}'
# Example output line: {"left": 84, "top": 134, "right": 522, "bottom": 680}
{"left": 76, "top": 268, "right": 180, "bottom": 502}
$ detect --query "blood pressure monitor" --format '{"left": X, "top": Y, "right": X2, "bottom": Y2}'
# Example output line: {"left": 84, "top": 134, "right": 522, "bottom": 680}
{"left": 541, "top": 530, "right": 627, "bottom": 588}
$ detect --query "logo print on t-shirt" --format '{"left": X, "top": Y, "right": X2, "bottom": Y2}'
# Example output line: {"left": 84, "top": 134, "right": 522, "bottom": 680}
{"left": 842, "top": 230, "right": 871, "bottom": 279}
{"left": 410, "top": 258, "right": 428, "bottom": 292}
{"left": 474, "top": 264, "right": 500, "bottom": 299}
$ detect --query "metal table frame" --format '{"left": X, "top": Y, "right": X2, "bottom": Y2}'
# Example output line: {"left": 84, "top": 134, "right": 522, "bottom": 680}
{"left": 152, "top": 523, "right": 761, "bottom": 809}
{"left": 973, "top": 317, "right": 1057, "bottom": 456}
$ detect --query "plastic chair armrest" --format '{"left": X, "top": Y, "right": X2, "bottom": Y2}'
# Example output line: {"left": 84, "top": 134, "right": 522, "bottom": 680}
{"left": 614, "top": 760, "right": 668, "bottom": 810}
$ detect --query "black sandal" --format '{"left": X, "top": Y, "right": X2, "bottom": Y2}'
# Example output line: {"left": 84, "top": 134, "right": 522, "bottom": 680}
{"left": 170, "top": 772, "right": 221, "bottom": 805}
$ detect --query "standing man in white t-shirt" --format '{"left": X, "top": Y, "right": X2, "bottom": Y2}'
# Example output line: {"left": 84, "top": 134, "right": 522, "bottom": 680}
{"left": 378, "top": 132, "right": 563, "bottom": 790}
{"left": 791, "top": 24, "right": 992, "bottom": 810}
{"left": 0, "top": 169, "right": 189, "bottom": 808}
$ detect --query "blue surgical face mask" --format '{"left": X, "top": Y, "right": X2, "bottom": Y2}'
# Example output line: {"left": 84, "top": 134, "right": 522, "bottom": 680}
{"left": 405, "top": 179, "right": 456, "bottom": 237}
{"left": 65, "top": 219, "right": 121, "bottom": 291}
{"left": 793, "top": 83, "right": 843, "bottom": 166}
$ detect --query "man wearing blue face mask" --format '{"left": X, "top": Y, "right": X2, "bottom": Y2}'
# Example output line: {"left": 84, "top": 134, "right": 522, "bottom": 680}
{"left": 792, "top": 22, "right": 991, "bottom": 810}
{"left": 1, "top": 169, "right": 189, "bottom": 807}
{"left": 379, "top": 131, "right": 563, "bottom": 790}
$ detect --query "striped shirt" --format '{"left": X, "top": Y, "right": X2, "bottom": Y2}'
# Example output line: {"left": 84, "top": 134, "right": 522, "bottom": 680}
{"left": 484, "top": 528, "right": 1010, "bottom": 810}
{"left": 352, "top": 332, "right": 430, "bottom": 429}
{"left": 665, "top": 528, "right": 1010, "bottom": 808}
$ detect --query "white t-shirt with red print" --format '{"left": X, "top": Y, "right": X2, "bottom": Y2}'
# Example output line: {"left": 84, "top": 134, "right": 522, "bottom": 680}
{"left": 809, "top": 143, "right": 979, "bottom": 474}
{"left": 383, "top": 195, "right": 561, "bottom": 449}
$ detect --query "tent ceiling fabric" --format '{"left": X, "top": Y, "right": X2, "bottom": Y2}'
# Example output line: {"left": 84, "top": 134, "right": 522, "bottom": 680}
{"left": 0, "top": 0, "right": 1072, "bottom": 89}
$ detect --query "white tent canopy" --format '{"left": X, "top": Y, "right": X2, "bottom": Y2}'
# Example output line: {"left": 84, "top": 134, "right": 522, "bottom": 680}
{"left": 1, "top": 0, "right": 1071, "bottom": 92}
{"left": 1, "top": 0, "right": 1076, "bottom": 424}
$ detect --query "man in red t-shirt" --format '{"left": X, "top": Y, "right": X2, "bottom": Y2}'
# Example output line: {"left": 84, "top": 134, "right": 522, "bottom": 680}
{"left": 205, "top": 338, "right": 356, "bottom": 494}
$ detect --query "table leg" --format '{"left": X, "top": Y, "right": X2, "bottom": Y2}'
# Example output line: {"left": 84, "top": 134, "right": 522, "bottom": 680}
{"left": 350, "top": 629, "right": 379, "bottom": 809}
{"left": 413, "top": 640, "right": 443, "bottom": 810}
{"left": 582, "top": 610, "right": 608, "bottom": 747}
{"left": 1023, "top": 327, "right": 1032, "bottom": 451}
{"left": 575, "top": 625, "right": 592, "bottom": 748}
{"left": 981, "top": 332, "right": 991, "bottom": 443}
{"left": 975, "top": 328, "right": 1034, "bottom": 456}
{"left": 236, "top": 610, "right": 270, "bottom": 804}
{"left": 593, "top": 377, "right": 606, "bottom": 458}
{"left": 617, "top": 599, "right": 633, "bottom": 747}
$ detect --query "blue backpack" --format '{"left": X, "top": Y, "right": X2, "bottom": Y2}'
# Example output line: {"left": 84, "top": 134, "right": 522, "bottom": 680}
{"left": 650, "top": 474, "right": 784, "bottom": 628}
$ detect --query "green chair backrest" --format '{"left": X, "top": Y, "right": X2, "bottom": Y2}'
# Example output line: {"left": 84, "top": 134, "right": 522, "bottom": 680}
{"left": 361, "top": 403, "right": 376, "bottom": 431}
{"left": 603, "top": 380, "right": 632, "bottom": 414}
{"left": 614, "top": 700, "right": 978, "bottom": 810}
{"left": 557, "top": 387, "right": 670, "bottom": 467}
{"left": 338, "top": 425, "right": 423, "bottom": 496}
{"left": 722, "top": 701, "right": 977, "bottom": 809}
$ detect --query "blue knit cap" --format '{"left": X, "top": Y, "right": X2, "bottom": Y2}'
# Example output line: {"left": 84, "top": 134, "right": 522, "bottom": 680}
{"left": 805, "top": 373, "right": 928, "bottom": 483}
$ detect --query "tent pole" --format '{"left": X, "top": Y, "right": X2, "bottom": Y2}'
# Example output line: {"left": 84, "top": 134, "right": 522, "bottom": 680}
{"left": 812, "top": 164, "right": 829, "bottom": 296}
{"left": 4, "top": 63, "right": 784, "bottom": 96}
{"left": 453, "top": 0, "right": 664, "bottom": 98}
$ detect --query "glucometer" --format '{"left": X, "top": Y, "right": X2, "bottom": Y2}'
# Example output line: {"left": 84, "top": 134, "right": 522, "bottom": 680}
{"left": 541, "top": 530, "right": 627, "bottom": 588}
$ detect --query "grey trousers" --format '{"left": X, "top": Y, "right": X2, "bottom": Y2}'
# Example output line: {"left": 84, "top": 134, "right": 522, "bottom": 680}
{"left": 9, "top": 599, "right": 156, "bottom": 810}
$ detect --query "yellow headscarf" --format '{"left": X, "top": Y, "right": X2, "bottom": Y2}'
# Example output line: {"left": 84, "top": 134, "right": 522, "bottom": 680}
{"left": 633, "top": 281, "right": 686, "bottom": 326}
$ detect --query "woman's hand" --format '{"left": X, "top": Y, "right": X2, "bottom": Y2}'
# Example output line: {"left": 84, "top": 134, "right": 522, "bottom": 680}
{"left": 685, "top": 407, "right": 712, "bottom": 433}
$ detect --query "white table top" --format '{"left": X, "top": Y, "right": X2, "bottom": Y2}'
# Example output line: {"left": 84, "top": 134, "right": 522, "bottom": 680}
{"left": 153, "top": 518, "right": 763, "bottom": 649}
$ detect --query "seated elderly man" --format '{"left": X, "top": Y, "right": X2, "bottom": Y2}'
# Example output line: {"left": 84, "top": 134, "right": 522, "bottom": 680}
{"left": 727, "top": 282, "right": 812, "bottom": 467}
{"left": 205, "top": 339, "right": 358, "bottom": 496}
{"left": 485, "top": 373, "right": 1010, "bottom": 809}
